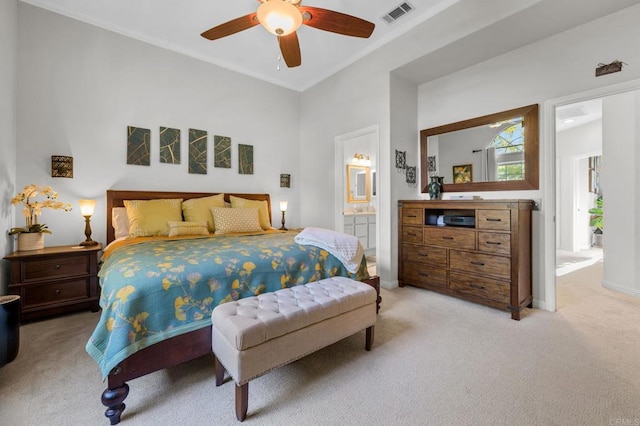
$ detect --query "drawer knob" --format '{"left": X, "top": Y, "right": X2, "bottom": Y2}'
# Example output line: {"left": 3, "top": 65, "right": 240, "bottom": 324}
{"left": 470, "top": 261, "right": 485, "bottom": 266}
{"left": 470, "top": 284, "right": 485, "bottom": 290}
{"left": 54, "top": 264, "right": 61, "bottom": 270}
{"left": 54, "top": 289, "right": 61, "bottom": 295}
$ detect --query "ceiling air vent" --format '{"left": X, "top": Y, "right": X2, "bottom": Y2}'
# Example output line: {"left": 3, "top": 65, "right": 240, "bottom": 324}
{"left": 382, "top": 2, "right": 414, "bottom": 24}
{"left": 556, "top": 105, "right": 587, "bottom": 121}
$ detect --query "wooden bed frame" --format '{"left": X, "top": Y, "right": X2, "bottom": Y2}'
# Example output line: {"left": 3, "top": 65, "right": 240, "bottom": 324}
{"left": 100, "top": 190, "right": 380, "bottom": 424}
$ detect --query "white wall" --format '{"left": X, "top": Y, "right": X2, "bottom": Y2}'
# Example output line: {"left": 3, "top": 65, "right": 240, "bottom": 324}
{"left": 416, "top": 5, "right": 640, "bottom": 307}
{"left": 602, "top": 91, "right": 638, "bottom": 295}
{"left": 0, "top": 0, "right": 18, "bottom": 294}
{"left": 16, "top": 4, "right": 301, "bottom": 247}
{"left": 556, "top": 119, "right": 602, "bottom": 251}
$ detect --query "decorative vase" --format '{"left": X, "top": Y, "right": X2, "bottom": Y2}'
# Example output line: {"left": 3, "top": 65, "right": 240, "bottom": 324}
{"left": 428, "top": 176, "right": 444, "bottom": 200}
{"left": 17, "top": 232, "right": 45, "bottom": 251}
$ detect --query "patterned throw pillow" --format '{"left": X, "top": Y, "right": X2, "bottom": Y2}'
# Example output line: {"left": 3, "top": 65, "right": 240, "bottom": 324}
{"left": 228, "top": 196, "right": 271, "bottom": 230}
{"left": 167, "top": 221, "right": 209, "bottom": 237}
{"left": 124, "top": 199, "right": 183, "bottom": 237}
{"left": 211, "top": 207, "right": 262, "bottom": 234}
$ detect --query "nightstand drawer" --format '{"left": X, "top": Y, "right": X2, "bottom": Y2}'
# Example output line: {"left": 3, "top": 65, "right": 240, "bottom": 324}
{"left": 23, "top": 255, "right": 88, "bottom": 281}
{"left": 21, "top": 278, "right": 90, "bottom": 308}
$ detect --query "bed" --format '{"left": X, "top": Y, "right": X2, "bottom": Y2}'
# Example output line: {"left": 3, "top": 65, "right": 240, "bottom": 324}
{"left": 89, "top": 190, "right": 380, "bottom": 424}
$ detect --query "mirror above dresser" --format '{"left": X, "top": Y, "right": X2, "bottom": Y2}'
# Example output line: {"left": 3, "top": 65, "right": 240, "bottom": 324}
{"left": 420, "top": 104, "right": 539, "bottom": 193}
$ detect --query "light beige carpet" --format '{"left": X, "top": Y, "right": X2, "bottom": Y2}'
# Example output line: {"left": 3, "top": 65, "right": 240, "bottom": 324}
{"left": 1, "top": 262, "right": 639, "bottom": 425}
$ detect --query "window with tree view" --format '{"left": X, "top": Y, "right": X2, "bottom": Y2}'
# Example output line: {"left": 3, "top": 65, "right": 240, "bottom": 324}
{"left": 491, "top": 118, "right": 525, "bottom": 181}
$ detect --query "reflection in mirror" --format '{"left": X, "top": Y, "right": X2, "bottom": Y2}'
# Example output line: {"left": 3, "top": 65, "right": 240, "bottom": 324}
{"left": 420, "top": 104, "right": 539, "bottom": 193}
{"left": 346, "top": 164, "right": 371, "bottom": 203}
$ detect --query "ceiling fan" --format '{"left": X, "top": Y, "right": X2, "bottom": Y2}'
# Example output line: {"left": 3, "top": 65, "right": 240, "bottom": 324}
{"left": 201, "top": 0, "right": 375, "bottom": 68}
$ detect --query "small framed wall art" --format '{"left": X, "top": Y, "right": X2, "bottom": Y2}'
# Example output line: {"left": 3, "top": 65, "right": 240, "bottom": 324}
{"left": 453, "top": 164, "right": 472, "bottom": 184}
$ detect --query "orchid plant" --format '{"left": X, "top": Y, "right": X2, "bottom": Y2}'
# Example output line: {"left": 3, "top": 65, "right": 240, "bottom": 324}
{"left": 9, "top": 184, "right": 72, "bottom": 235}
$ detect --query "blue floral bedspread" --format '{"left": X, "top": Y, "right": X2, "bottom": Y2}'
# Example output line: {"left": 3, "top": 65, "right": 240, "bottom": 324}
{"left": 86, "top": 231, "right": 368, "bottom": 377}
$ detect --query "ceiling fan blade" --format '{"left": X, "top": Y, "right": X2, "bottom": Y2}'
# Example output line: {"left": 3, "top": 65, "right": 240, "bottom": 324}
{"left": 278, "top": 32, "right": 302, "bottom": 68}
{"left": 201, "top": 13, "right": 259, "bottom": 40}
{"left": 299, "top": 7, "right": 375, "bottom": 38}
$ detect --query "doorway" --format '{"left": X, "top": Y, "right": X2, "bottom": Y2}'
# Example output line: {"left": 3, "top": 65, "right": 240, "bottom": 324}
{"left": 334, "top": 125, "right": 379, "bottom": 276}
{"left": 555, "top": 99, "right": 603, "bottom": 277}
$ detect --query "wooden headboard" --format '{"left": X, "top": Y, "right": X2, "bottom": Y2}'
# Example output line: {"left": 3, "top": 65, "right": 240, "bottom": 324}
{"left": 106, "top": 190, "right": 272, "bottom": 244}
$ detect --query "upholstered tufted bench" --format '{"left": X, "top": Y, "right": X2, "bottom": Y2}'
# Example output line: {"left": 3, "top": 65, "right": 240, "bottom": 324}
{"left": 211, "top": 276, "right": 377, "bottom": 421}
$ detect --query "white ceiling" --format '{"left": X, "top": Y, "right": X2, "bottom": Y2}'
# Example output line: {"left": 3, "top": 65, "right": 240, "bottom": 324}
{"left": 20, "top": 0, "right": 454, "bottom": 91}
{"left": 556, "top": 99, "right": 602, "bottom": 132}
{"left": 18, "top": 0, "right": 640, "bottom": 92}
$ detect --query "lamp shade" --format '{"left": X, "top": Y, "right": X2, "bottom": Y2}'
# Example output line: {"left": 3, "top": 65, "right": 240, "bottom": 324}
{"left": 257, "top": 0, "right": 302, "bottom": 36}
{"left": 280, "top": 200, "right": 288, "bottom": 212}
{"left": 79, "top": 199, "right": 96, "bottom": 216}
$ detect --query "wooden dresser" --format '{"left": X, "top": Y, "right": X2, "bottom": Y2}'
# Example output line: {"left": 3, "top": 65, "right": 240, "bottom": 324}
{"left": 398, "top": 200, "right": 533, "bottom": 320}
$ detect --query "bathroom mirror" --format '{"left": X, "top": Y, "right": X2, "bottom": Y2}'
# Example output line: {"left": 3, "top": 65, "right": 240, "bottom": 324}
{"left": 346, "top": 164, "right": 371, "bottom": 203}
{"left": 420, "top": 104, "right": 539, "bottom": 192}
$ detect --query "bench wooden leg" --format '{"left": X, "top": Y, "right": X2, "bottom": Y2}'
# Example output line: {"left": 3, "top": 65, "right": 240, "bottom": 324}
{"left": 365, "top": 325, "right": 374, "bottom": 351}
{"left": 235, "top": 382, "right": 248, "bottom": 421}
{"left": 214, "top": 355, "right": 225, "bottom": 386}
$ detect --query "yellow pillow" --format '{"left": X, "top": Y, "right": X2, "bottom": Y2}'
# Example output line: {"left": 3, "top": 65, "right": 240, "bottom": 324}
{"left": 211, "top": 207, "right": 262, "bottom": 234}
{"left": 124, "top": 199, "right": 183, "bottom": 237}
{"left": 167, "top": 221, "right": 209, "bottom": 237}
{"left": 182, "top": 194, "right": 226, "bottom": 232}
{"left": 229, "top": 196, "right": 271, "bottom": 230}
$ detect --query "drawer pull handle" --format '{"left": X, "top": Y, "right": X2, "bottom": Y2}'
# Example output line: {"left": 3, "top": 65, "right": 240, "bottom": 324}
{"left": 470, "top": 284, "right": 485, "bottom": 290}
{"left": 407, "top": 233, "right": 417, "bottom": 237}
{"left": 470, "top": 261, "right": 485, "bottom": 266}
{"left": 407, "top": 215, "right": 417, "bottom": 218}
{"left": 486, "top": 218, "right": 502, "bottom": 222}
{"left": 486, "top": 241, "right": 502, "bottom": 245}
{"left": 442, "top": 237, "right": 454, "bottom": 240}
{"left": 418, "top": 253, "right": 428, "bottom": 257}
{"left": 418, "top": 272, "right": 429, "bottom": 277}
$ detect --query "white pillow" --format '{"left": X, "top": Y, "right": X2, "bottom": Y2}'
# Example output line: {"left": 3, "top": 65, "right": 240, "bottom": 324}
{"left": 112, "top": 207, "right": 130, "bottom": 239}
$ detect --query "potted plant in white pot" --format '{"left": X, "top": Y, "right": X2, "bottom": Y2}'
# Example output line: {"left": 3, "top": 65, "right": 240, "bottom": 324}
{"left": 8, "top": 184, "right": 71, "bottom": 251}
{"left": 588, "top": 196, "right": 603, "bottom": 247}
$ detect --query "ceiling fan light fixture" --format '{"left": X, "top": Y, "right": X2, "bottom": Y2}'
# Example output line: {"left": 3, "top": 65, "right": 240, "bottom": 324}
{"left": 257, "top": 0, "right": 302, "bottom": 36}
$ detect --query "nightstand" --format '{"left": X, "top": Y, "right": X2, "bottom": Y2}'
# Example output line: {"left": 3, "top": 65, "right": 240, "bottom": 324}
{"left": 3, "top": 244, "right": 102, "bottom": 322}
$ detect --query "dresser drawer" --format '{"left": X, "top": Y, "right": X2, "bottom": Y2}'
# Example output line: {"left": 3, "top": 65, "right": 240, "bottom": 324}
{"left": 424, "top": 227, "right": 475, "bottom": 250}
{"left": 402, "top": 209, "right": 423, "bottom": 225}
{"left": 478, "top": 232, "right": 511, "bottom": 255}
{"left": 477, "top": 210, "right": 511, "bottom": 231}
{"left": 402, "top": 226, "right": 423, "bottom": 244}
{"left": 21, "top": 278, "right": 90, "bottom": 308}
{"left": 449, "top": 272, "right": 510, "bottom": 304}
{"left": 404, "top": 244, "right": 446, "bottom": 267}
{"left": 450, "top": 250, "right": 511, "bottom": 280}
{"left": 23, "top": 255, "right": 89, "bottom": 281}
{"left": 403, "top": 263, "right": 447, "bottom": 289}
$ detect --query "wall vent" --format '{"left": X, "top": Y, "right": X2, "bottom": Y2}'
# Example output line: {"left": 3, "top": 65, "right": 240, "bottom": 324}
{"left": 382, "top": 2, "right": 414, "bottom": 24}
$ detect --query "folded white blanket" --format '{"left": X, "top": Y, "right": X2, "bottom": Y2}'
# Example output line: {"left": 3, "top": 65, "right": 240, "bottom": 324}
{"left": 294, "top": 227, "right": 364, "bottom": 273}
